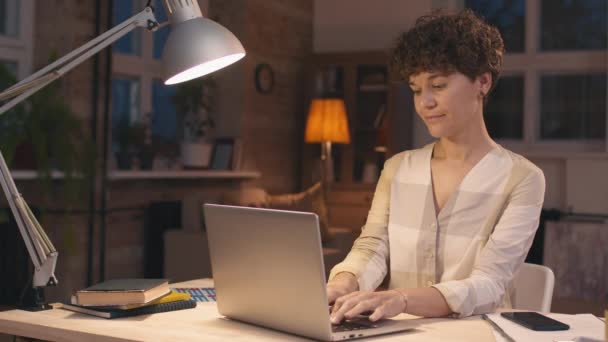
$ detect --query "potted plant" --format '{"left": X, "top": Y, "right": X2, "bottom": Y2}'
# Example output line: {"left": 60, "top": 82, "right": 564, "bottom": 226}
{"left": 172, "top": 76, "right": 216, "bottom": 168}
{"left": 0, "top": 63, "right": 94, "bottom": 207}
{"left": 113, "top": 113, "right": 155, "bottom": 170}
{"left": 130, "top": 115, "right": 155, "bottom": 170}
{"left": 113, "top": 114, "right": 135, "bottom": 170}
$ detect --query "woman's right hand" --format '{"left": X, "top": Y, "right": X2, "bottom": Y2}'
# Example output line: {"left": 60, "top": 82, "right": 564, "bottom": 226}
{"left": 327, "top": 272, "right": 358, "bottom": 305}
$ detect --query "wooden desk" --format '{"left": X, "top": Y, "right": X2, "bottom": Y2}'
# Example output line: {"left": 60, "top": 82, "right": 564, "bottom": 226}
{"left": 0, "top": 279, "right": 496, "bottom": 342}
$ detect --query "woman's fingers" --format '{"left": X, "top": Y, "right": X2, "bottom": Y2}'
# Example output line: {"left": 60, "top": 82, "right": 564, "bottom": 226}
{"left": 331, "top": 290, "right": 406, "bottom": 324}
{"left": 331, "top": 292, "right": 375, "bottom": 324}
{"left": 332, "top": 290, "right": 367, "bottom": 315}
{"left": 331, "top": 292, "right": 366, "bottom": 323}
{"left": 344, "top": 299, "right": 378, "bottom": 319}
{"left": 330, "top": 300, "right": 356, "bottom": 324}
{"left": 369, "top": 304, "right": 387, "bottom": 322}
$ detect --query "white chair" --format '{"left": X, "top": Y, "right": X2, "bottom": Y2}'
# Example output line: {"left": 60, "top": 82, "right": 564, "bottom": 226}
{"left": 511, "top": 263, "right": 555, "bottom": 312}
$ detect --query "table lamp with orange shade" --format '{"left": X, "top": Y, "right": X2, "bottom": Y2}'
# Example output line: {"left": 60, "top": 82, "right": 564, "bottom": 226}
{"left": 304, "top": 98, "right": 350, "bottom": 184}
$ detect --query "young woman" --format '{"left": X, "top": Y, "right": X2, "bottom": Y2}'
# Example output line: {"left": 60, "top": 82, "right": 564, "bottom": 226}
{"left": 327, "top": 9, "right": 545, "bottom": 322}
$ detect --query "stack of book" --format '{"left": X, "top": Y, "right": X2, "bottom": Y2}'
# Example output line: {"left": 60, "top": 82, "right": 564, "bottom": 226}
{"left": 61, "top": 279, "right": 196, "bottom": 319}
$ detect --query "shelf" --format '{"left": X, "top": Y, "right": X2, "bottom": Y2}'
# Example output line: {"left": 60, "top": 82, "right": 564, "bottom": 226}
{"left": 11, "top": 170, "right": 73, "bottom": 180}
{"left": 11, "top": 170, "right": 262, "bottom": 181}
{"left": 107, "top": 170, "right": 261, "bottom": 180}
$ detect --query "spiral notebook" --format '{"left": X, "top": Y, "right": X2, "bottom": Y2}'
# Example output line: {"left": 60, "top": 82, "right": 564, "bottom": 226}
{"left": 61, "top": 300, "right": 196, "bottom": 319}
{"left": 171, "top": 287, "right": 216, "bottom": 302}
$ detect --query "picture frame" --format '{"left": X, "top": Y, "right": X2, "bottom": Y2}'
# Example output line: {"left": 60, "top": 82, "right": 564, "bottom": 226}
{"left": 231, "top": 138, "right": 244, "bottom": 170}
{"left": 210, "top": 138, "right": 235, "bottom": 170}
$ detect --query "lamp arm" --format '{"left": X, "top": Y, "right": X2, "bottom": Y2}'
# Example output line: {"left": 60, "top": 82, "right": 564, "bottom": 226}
{"left": 0, "top": 151, "right": 57, "bottom": 287}
{"left": 0, "top": 6, "right": 157, "bottom": 290}
{"left": 0, "top": 6, "right": 159, "bottom": 116}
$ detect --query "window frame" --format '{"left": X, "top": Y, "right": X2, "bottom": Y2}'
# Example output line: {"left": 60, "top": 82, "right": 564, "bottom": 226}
{"left": 485, "top": 71, "right": 526, "bottom": 142}
{"left": 110, "top": 1, "right": 207, "bottom": 135}
{"left": 112, "top": 0, "right": 159, "bottom": 119}
{"left": 444, "top": 0, "right": 608, "bottom": 153}
{"left": 0, "top": 0, "right": 34, "bottom": 79}
{"left": 111, "top": 75, "right": 142, "bottom": 124}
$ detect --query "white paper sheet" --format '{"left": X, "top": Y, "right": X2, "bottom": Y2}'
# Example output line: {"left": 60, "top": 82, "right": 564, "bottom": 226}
{"left": 486, "top": 313, "right": 604, "bottom": 342}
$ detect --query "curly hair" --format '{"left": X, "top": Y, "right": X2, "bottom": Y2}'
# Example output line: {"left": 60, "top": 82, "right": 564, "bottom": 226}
{"left": 391, "top": 9, "right": 505, "bottom": 95}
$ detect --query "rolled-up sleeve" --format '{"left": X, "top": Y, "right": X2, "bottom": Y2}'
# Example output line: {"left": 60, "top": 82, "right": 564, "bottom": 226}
{"left": 328, "top": 153, "right": 403, "bottom": 291}
{"left": 432, "top": 166, "right": 546, "bottom": 317}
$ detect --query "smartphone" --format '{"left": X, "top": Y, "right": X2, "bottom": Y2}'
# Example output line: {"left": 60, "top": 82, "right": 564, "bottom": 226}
{"left": 500, "top": 312, "right": 570, "bottom": 331}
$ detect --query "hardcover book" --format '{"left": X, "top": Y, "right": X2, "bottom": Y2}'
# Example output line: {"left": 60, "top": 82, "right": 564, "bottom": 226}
{"left": 61, "top": 300, "right": 196, "bottom": 319}
{"left": 76, "top": 279, "right": 170, "bottom": 306}
{"left": 86, "top": 291, "right": 191, "bottom": 310}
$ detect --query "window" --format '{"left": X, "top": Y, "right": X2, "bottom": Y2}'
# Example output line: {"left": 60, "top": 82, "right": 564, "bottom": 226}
{"left": 153, "top": 0, "right": 170, "bottom": 60}
{"left": 0, "top": 0, "right": 19, "bottom": 38}
{"left": 0, "top": 0, "right": 34, "bottom": 80}
{"left": 112, "top": 78, "right": 141, "bottom": 125}
{"left": 0, "top": 59, "right": 21, "bottom": 126}
{"left": 113, "top": 0, "right": 142, "bottom": 56}
{"left": 0, "top": 0, "right": 33, "bottom": 168}
{"left": 540, "top": 73, "right": 606, "bottom": 140}
{"left": 540, "top": 0, "right": 607, "bottom": 51}
{"left": 0, "top": 60, "right": 17, "bottom": 78}
{"left": 111, "top": 77, "right": 140, "bottom": 153}
{"left": 485, "top": 75, "right": 524, "bottom": 139}
{"left": 111, "top": 0, "right": 203, "bottom": 161}
{"left": 465, "top": 0, "right": 525, "bottom": 53}
{"left": 151, "top": 79, "right": 177, "bottom": 142}
{"left": 463, "top": 0, "right": 608, "bottom": 150}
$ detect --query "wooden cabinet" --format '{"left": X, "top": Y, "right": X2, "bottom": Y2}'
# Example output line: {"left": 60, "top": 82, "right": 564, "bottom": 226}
{"left": 326, "top": 184, "right": 375, "bottom": 230}
{"left": 311, "top": 51, "right": 415, "bottom": 230}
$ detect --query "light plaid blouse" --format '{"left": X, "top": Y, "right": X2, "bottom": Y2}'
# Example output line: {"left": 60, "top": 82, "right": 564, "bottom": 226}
{"left": 329, "top": 143, "right": 545, "bottom": 318}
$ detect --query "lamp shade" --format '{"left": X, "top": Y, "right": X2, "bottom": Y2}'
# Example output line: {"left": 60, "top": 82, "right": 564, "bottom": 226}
{"left": 161, "top": 1, "right": 245, "bottom": 85}
{"left": 305, "top": 98, "right": 350, "bottom": 144}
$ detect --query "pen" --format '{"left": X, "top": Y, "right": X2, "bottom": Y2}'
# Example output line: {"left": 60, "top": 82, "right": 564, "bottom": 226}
{"left": 482, "top": 314, "right": 516, "bottom": 342}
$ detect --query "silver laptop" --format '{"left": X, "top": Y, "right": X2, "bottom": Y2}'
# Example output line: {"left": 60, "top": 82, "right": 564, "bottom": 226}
{"left": 204, "top": 204, "right": 417, "bottom": 341}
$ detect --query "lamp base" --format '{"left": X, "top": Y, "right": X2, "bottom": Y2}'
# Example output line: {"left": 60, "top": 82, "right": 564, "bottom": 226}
{"left": 19, "top": 303, "right": 52, "bottom": 312}
{"left": 18, "top": 287, "right": 52, "bottom": 311}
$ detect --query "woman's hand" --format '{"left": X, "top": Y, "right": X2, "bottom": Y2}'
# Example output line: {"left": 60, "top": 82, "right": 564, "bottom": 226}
{"left": 326, "top": 272, "right": 358, "bottom": 305}
{"left": 330, "top": 289, "right": 407, "bottom": 324}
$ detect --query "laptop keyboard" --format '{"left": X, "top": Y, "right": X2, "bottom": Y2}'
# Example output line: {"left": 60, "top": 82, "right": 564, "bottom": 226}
{"left": 332, "top": 318, "right": 380, "bottom": 332}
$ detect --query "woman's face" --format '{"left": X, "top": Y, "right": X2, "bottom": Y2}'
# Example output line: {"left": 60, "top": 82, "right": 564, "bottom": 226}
{"left": 409, "top": 71, "right": 490, "bottom": 139}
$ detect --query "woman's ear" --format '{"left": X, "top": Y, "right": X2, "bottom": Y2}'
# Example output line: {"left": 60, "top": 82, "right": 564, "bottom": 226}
{"left": 477, "top": 72, "right": 492, "bottom": 97}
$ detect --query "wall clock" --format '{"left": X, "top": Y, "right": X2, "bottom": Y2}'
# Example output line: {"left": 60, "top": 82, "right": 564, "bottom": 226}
{"left": 254, "top": 63, "right": 274, "bottom": 94}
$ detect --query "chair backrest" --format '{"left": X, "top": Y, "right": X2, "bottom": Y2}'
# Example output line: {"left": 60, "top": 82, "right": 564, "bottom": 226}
{"left": 511, "top": 263, "right": 555, "bottom": 312}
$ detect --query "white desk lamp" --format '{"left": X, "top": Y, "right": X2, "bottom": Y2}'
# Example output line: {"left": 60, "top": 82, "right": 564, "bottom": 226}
{"left": 0, "top": 0, "right": 245, "bottom": 311}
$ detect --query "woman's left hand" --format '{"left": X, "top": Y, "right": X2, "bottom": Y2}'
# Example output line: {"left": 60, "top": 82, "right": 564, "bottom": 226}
{"left": 330, "top": 289, "right": 407, "bottom": 324}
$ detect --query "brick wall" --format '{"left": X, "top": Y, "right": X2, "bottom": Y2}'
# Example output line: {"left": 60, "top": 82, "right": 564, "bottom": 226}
{"left": 211, "top": 0, "right": 313, "bottom": 194}
{"left": 34, "top": 0, "right": 100, "bottom": 121}
{"left": 10, "top": 0, "right": 106, "bottom": 303}
{"left": 2, "top": 0, "right": 313, "bottom": 304}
